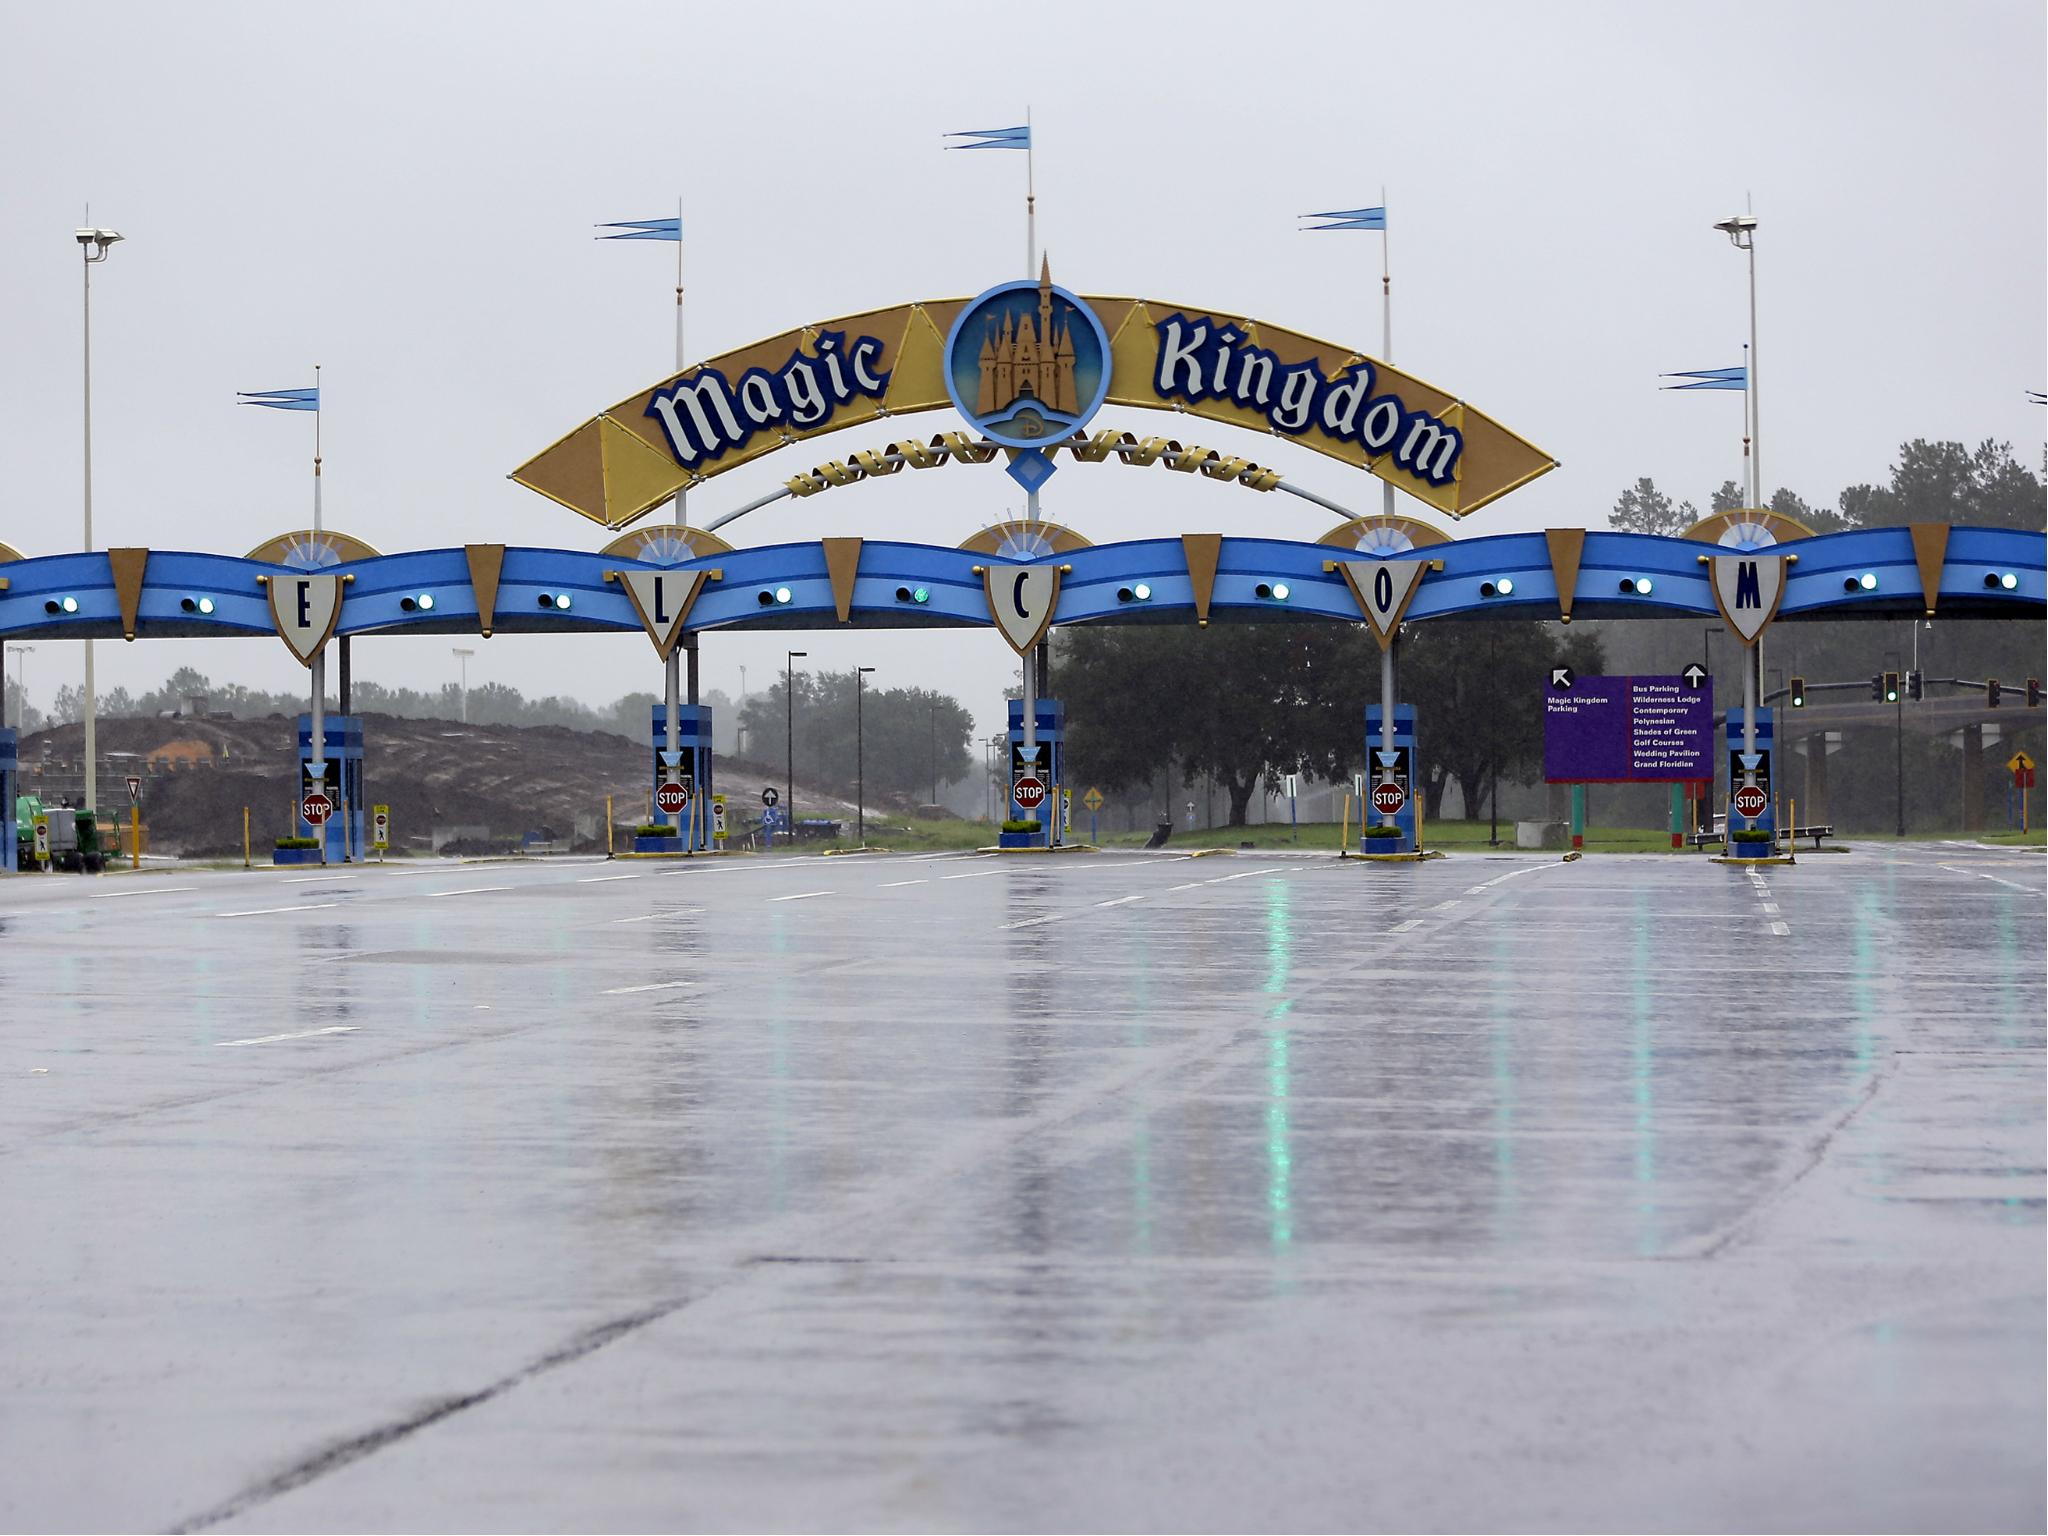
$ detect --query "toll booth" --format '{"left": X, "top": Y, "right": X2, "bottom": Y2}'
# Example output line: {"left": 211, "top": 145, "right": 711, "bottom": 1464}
{"left": 647, "top": 704, "right": 715, "bottom": 851}
{"left": 1007, "top": 698, "right": 1065, "bottom": 846}
{"left": 296, "top": 715, "right": 366, "bottom": 861}
{"left": 1362, "top": 703, "right": 1419, "bottom": 853}
{"left": 1, "top": 728, "right": 16, "bottom": 873}
{"left": 1721, "top": 705, "right": 1777, "bottom": 840}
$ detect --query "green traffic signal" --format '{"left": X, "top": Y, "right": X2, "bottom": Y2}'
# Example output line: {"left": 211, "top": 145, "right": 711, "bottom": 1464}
{"left": 1789, "top": 675, "right": 1806, "bottom": 707}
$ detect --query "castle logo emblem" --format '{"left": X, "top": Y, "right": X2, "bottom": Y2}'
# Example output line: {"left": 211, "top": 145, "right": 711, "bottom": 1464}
{"left": 945, "top": 260, "right": 1110, "bottom": 449}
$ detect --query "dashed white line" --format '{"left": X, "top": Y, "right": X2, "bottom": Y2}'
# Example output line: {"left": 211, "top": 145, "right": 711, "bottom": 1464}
{"left": 1167, "top": 882, "right": 1204, "bottom": 892}
{"left": 215, "top": 1025, "right": 359, "bottom": 1047}
{"left": 600, "top": 980, "right": 692, "bottom": 995}
{"left": 880, "top": 879, "right": 928, "bottom": 888}
{"left": 942, "top": 870, "right": 1001, "bottom": 880}
{"left": 1000, "top": 913, "right": 1065, "bottom": 930}
{"left": 1431, "top": 899, "right": 1461, "bottom": 912}
{"left": 1939, "top": 864, "right": 2044, "bottom": 894}
{"left": 1095, "top": 894, "right": 1145, "bottom": 908}
{"left": 283, "top": 874, "right": 358, "bottom": 884}
{"left": 1387, "top": 918, "right": 1426, "bottom": 933}
{"left": 769, "top": 890, "right": 832, "bottom": 902}
{"left": 578, "top": 873, "right": 643, "bottom": 884}
{"left": 427, "top": 885, "right": 514, "bottom": 898}
{"left": 1769, "top": 920, "right": 1792, "bottom": 936}
{"left": 89, "top": 885, "right": 198, "bottom": 899}
{"left": 216, "top": 902, "right": 340, "bottom": 918}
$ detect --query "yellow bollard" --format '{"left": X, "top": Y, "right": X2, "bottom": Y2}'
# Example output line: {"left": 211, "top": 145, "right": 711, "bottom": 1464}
{"left": 606, "top": 795, "right": 614, "bottom": 858}
{"left": 1340, "top": 791, "right": 1351, "bottom": 856}
{"left": 131, "top": 803, "right": 140, "bottom": 871}
{"left": 1414, "top": 785, "right": 1425, "bottom": 856}
{"left": 242, "top": 806, "right": 251, "bottom": 869}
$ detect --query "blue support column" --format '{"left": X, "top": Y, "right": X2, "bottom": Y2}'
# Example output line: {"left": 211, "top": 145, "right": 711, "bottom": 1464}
{"left": 648, "top": 704, "right": 715, "bottom": 851}
{"left": 0, "top": 728, "right": 16, "bottom": 873}
{"left": 296, "top": 715, "right": 365, "bottom": 861}
{"left": 1006, "top": 698, "right": 1065, "bottom": 847}
{"left": 1362, "top": 703, "right": 1419, "bottom": 853}
{"left": 1722, "top": 706, "right": 1777, "bottom": 845}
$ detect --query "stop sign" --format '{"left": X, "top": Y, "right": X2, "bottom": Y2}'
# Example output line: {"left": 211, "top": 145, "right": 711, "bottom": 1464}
{"left": 1014, "top": 775, "right": 1047, "bottom": 810}
{"left": 1370, "top": 781, "right": 1407, "bottom": 817}
{"left": 1732, "top": 784, "right": 1770, "bottom": 819}
{"left": 301, "top": 790, "right": 335, "bottom": 826}
{"left": 655, "top": 780, "right": 690, "bottom": 816}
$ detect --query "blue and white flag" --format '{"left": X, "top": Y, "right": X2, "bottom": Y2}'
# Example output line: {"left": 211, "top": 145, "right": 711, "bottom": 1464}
{"left": 944, "top": 125, "right": 1030, "bottom": 151}
{"left": 238, "top": 386, "right": 318, "bottom": 411}
{"left": 596, "top": 217, "right": 681, "bottom": 241}
{"left": 1661, "top": 366, "right": 1747, "bottom": 391}
{"left": 1303, "top": 206, "right": 1386, "bottom": 232}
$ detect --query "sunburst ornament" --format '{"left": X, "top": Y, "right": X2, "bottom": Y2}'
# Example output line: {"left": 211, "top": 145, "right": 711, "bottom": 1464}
{"left": 1717, "top": 520, "right": 1778, "bottom": 551}
{"left": 597, "top": 525, "right": 734, "bottom": 567}
{"left": 1353, "top": 522, "right": 1417, "bottom": 556}
{"left": 245, "top": 529, "right": 383, "bottom": 569}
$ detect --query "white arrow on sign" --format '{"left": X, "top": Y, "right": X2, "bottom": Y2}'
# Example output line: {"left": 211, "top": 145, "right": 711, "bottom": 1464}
{"left": 1682, "top": 663, "right": 1709, "bottom": 689}
{"left": 1551, "top": 667, "right": 1575, "bottom": 690}
{"left": 1335, "top": 559, "right": 1429, "bottom": 650}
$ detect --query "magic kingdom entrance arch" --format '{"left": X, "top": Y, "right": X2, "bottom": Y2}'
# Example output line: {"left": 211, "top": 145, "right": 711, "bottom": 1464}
{"left": 0, "top": 269, "right": 2041, "bottom": 868}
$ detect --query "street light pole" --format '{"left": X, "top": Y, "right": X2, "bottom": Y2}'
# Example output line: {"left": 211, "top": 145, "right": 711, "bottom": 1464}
{"left": 451, "top": 648, "right": 474, "bottom": 723}
{"left": 785, "top": 650, "right": 806, "bottom": 835}
{"left": 929, "top": 701, "right": 938, "bottom": 805}
{"left": 856, "top": 666, "right": 876, "bottom": 846}
{"left": 8, "top": 645, "right": 31, "bottom": 730}
{"left": 1714, "top": 210, "right": 1761, "bottom": 508}
{"left": 76, "top": 219, "right": 123, "bottom": 814}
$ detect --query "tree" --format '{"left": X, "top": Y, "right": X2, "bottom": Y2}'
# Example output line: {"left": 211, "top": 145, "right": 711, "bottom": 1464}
{"left": 739, "top": 672, "right": 973, "bottom": 801}
{"left": 1837, "top": 438, "right": 2045, "bottom": 530}
{"left": 1610, "top": 477, "right": 1698, "bottom": 536}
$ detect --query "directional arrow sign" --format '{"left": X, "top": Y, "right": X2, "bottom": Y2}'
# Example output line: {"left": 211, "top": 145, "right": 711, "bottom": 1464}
{"left": 1551, "top": 666, "right": 1575, "bottom": 691}
{"left": 2010, "top": 750, "right": 2037, "bottom": 773}
{"left": 1682, "top": 663, "right": 1708, "bottom": 689}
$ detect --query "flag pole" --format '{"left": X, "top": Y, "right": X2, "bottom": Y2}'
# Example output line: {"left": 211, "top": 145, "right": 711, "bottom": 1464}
{"left": 666, "top": 194, "right": 687, "bottom": 822}
{"left": 1025, "top": 105, "right": 1036, "bottom": 280}
{"left": 1378, "top": 186, "right": 1393, "bottom": 532}
{"left": 312, "top": 363, "right": 322, "bottom": 535}
{"left": 674, "top": 195, "right": 687, "bottom": 530}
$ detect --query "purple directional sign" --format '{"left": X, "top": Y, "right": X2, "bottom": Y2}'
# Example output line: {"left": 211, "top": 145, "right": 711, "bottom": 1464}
{"left": 1544, "top": 673, "right": 1713, "bottom": 783}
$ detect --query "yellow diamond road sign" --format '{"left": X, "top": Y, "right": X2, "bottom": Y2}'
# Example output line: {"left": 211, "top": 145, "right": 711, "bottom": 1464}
{"left": 2009, "top": 750, "right": 2036, "bottom": 773}
{"left": 1082, "top": 786, "right": 1105, "bottom": 812}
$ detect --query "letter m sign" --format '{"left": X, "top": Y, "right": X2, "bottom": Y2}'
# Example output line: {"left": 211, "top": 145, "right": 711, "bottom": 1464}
{"left": 1709, "top": 553, "right": 1788, "bottom": 646}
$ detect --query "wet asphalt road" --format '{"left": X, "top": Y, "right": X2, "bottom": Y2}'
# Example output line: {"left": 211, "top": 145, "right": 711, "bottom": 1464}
{"left": 1, "top": 843, "right": 2042, "bottom": 1533}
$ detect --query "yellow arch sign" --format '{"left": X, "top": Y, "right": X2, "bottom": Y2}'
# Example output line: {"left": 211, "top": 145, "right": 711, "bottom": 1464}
{"left": 512, "top": 295, "right": 1556, "bottom": 530}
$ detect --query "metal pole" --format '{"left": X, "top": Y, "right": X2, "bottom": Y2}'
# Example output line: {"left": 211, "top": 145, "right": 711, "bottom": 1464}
{"left": 81, "top": 234, "right": 96, "bottom": 813}
{"left": 930, "top": 703, "right": 937, "bottom": 804}
{"left": 785, "top": 650, "right": 804, "bottom": 833}
{"left": 1895, "top": 682, "right": 1905, "bottom": 837}
{"left": 1746, "top": 222, "right": 1760, "bottom": 509}
{"left": 856, "top": 669, "right": 866, "bottom": 847}
{"left": 1024, "top": 106, "right": 1035, "bottom": 278}
{"left": 1379, "top": 643, "right": 1396, "bottom": 770}
{"left": 310, "top": 650, "right": 326, "bottom": 865}
{"left": 313, "top": 363, "right": 323, "bottom": 534}
{"left": 664, "top": 650, "right": 681, "bottom": 834}
{"left": 1378, "top": 186, "right": 1395, "bottom": 531}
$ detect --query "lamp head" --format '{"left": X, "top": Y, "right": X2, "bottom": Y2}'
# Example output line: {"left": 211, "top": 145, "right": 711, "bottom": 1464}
{"left": 75, "top": 228, "right": 124, "bottom": 261}
{"left": 1713, "top": 214, "right": 1756, "bottom": 249}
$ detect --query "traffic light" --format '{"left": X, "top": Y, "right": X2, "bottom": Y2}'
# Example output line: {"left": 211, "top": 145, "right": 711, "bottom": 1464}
{"left": 1789, "top": 676, "right": 1806, "bottom": 707}
{"left": 1987, "top": 679, "right": 2001, "bottom": 708}
{"left": 1906, "top": 670, "right": 1923, "bottom": 702}
{"left": 1870, "top": 674, "right": 1883, "bottom": 701}
{"left": 2029, "top": 678, "right": 2043, "bottom": 708}
{"left": 1882, "top": 671, "right": 1900, "bottom": 703}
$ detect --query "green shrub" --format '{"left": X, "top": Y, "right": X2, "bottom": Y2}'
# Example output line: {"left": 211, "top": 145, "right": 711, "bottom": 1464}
{"left": 634, "top": 824, "right": 678, "bottom": 837}
{"left": 1730, "top": 827, "right": 1773, "bottom": 844}
{"left": 1001, "top": 819, "right": 1041, "bottom": 834}
{"left": 1363, "top": 823, "right": 1403, "bottom": 839}
{"left": 274, "top": 836, "right": 320, "bottom": 850}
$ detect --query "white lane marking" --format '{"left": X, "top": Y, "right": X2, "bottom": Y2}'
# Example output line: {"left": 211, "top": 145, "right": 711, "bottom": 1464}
{"left": 1203, "top": 866, "right": 1291, "bottom": 885}
{"left": 283, "top": 874, "right": 358, "bottom": 884}
{"left": 1769, "top": 920, "right": 1792, "bottom": 936}
{"left": 769, "top": 890, "right": 832, "bottom": 902}
{"left": 880, "top": 879, "right": 928, "bottom": 888}
{"left": 1000, "top": 914, "right": 1065, "bottom": 930}
{"left": 600, "top": 980, "right": 692, "bottom": 995}
{"left": 216, "top": 1025, "right": 359, "bottom": 1047}
{"left": 1939, "top": 864, "right": 2044, "bottom": 894}
{"left": 578, "top": 873, "right": 642, "bottom": 884}
{"left": 612, "top": 913, "right": 660, "bottom": 924}
{"left": 1431, "top": 899, "right": 1461, "bottom": 912}
{"left": 1467, "top": 864, "right": 1558, "bottom": 893}
{"left": 1387, "top": 918, "right": 1425, "bottom": 933}
{"left": 427, "top": 885, "right": 514, "bottom": 898}
{"left": 216, "top": 902, "right": 340, "bottom": 918}
{"left": 89, "top": 885, "right": 198, "bottom": 899}
{"left": 1760, "top": 901, "right": 1780, "bottom": 914}
{"left": 1095, "top": 894, "right": 1145, "bottom": 908}
{"left": 943, "top": 870, "right": 1001, "bottom": 880}
{"left": 1167, "top": 882, "right": 1204, "bottom": 892}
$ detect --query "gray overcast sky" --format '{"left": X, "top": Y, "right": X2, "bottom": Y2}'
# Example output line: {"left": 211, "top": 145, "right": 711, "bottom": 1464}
{"left": 4, "top": 0, "right": 2042, "bottom": 740}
